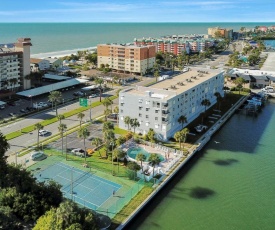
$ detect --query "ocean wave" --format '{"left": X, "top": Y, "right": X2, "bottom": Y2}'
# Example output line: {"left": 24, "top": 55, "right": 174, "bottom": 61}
{"left": 31, "top": 46, "right": 97, "bottom": 59}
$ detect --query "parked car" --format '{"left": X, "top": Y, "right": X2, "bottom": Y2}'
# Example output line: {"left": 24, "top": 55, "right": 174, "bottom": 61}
{"left": 0, "top": 105, "right": 5, "bottom": 109}
{"left": 73, "top": 91, "right": 84, "bottom": 97}
{"left": 38, "top": 102, "right": 49, "bottom": 107}
{"left": 20, "top": 109, "right": 26, "bottom": 113}
{"left": 89, "top": 94, "right": 98, "bottom": 98}
{"left": 9, "top": 113, "right": 16, "bottom": 117}
{"left": 71, "top": 148, "right": 86, "bottom": 157}
{"left": 30, "top": 151, "right": 44, "bottom": 160}
{"left": 87, "top": 148, "right": 94, "bottom": 155}
{"left": 7, "top": 101, "right": 15, "bottom": 106}
{"left": 195, "top": 125, "right": 208, "bottom": 133}
{"left": 38, "top": 130, "right": 49, "bottom": 136}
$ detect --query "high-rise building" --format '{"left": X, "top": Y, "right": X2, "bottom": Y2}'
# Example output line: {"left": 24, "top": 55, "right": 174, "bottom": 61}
{"left": 208, "top": 27, "right": 233, "bottom": 39}
{"left": 119, "top": 68, "right": 224, "bottom": 141}
{"left": 97, "top": 44, "right": 155, "bottom": 75}
{"left": 0, "top": 38, "right": 32, "bottom": 96}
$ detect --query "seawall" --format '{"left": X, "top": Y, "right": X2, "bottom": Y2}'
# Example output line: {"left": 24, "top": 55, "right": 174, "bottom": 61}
{"left": 116, "top": 94, "right": 249, "bottom": 230}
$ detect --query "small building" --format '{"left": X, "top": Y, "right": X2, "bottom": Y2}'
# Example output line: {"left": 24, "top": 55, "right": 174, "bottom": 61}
{"left": 30, "top": 58, "right": 50, "bottom": 71}
{"left": 43, "top": 57, "right": 62, "bottom": 69}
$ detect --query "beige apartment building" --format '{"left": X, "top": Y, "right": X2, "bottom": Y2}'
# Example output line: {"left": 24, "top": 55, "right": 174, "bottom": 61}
{"left": 0, "top": 38, "right": 32, "bottom": 97}
{"left": 208, "top": 27, "right": 233, "bottom": 39}
{"left": 97, "top": 44, "right": 156, "bottom": 75}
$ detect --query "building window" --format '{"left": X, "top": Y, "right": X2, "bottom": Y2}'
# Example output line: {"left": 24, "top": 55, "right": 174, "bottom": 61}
{"left": 155, "top": 110, "right": 159, "bottom": 113}
{"left": 155, "top": 117, "right": 158, "bottom": 121}
{"left": 120, "top": 110, "right": 123, "bottom": 113}
{"left": 146, "top": 108, "right": 150, "bottom": 111}
{"left": 139, "top": 113, "right": 142, "bottom": 117}
{"left": 146, "top": 115, "right": 149, "bottom": 118}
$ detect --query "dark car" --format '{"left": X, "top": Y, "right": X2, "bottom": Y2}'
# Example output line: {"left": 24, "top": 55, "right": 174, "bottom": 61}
{"left": 7, "top": 101, "right": 15, "bottom": 106}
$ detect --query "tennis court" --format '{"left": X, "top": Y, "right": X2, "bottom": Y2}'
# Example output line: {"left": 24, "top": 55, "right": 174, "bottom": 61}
{"left": 35, "top": 162, "right": 122, "bottom": 210}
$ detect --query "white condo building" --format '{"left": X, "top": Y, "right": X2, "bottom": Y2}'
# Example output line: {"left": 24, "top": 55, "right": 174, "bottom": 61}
{"left": 119, "top": 68, "right": 224, "bottom": 141}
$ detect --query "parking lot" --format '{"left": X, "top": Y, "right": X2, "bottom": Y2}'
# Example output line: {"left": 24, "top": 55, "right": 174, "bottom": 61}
{"left": 48, "top": 121, "right": 104, "bottom": 154}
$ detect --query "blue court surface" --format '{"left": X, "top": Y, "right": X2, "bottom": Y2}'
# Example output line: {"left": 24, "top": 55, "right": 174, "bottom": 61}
{"left": 35, "top": 162, "right": 122, "bottom": 210}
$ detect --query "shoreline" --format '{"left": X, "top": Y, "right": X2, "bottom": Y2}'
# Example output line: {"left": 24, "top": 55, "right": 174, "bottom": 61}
{"left": 30, "top": 46, "right": 97, "bottom": 59}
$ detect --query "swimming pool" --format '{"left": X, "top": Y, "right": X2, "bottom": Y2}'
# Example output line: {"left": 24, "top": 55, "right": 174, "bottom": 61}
{"left": 127, "top": 147, "right": 165, "bottom": 162}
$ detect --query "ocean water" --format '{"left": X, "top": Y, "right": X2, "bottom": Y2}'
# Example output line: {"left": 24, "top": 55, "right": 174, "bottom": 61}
{"left": 129, "top": 99, "right": 275, "bottom": 230}
{"left": 1, "top": 22, "right": 275, "bottom": 56}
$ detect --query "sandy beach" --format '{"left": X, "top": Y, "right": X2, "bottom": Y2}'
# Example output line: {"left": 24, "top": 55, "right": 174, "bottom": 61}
{"left": 30, "top": 46, "right": 97, "bottom": 59}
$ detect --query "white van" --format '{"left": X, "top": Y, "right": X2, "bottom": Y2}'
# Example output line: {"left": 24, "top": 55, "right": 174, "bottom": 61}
{"left": 30, "top": 152, "right": 43, "bottom": 160}
{"left": 262, "top": 86, "right": 274, "bottom": 93}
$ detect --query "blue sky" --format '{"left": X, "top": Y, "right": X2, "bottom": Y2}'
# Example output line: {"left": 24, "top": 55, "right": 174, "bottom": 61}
{"left": 1, "top": 0, "right": 275, "bottom": 22}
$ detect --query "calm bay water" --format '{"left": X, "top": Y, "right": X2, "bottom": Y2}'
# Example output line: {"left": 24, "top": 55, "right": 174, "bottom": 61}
{"left": 1, "top": 22, "right": 275, "bottom": 55}
{"left": 130, "top": 99, "right": 275, "bottom": 230}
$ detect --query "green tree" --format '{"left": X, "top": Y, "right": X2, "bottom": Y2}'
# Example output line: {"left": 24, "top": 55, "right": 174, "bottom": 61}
{"left": 177, "top": 115, "right": 187, "bottom": 129}
{"left": 103, "top": 121, "right": 114, "bottom": 134}
{"left": 77, "top": 112, "right": 85, "bottom": 127}
{"left": 104, "top": 108, "right": 112, "bottom": 121}
{"left": 91, "top": 138, "right": 103, "bottom": 158}
{"left": 124, "top": 116, "right": 131, "bottom": 130}
{"left": 116, "top": 136, "right": 126, "bottom": 147}
{"left": 181, "top": 128, "right": 189, "bottom": 144}
{"left": 57, "top": 114, "right": 65, "bottom": 125}
{"left": 102, "top": 97, "right": 113, "bottom": 109}
{"left": 201, "top": 99, "right": 211, "bottom": 124}
{"left": 147, "top": 128, "right": 156, "bottom": 146}
{"left": 136, "top": 153, "right": 146, "bottom": 172}
{"left": 94, "top": 77, "right": 104, "bottom": 102}
{"left": 77, "top": 128, "right": 90, "bottom": 162}
{"left": 34, "top": 123, "right": 44, "bottom": 149}
{"left": 113, "top": 148, "right": 126, "bottom": 173}
{"left": 148, "top": 153, "right": 161, "bottom": 178}
{"left": 174, "top": 131, "right": 185, "bottom": 150}
{"left": 113, "top": 106, "right": 119, "bottom": 124}
{"left": 154, "top": 70, "right": 160, "bottom": 82}
{"left": 130, "top": 118, "right": 140, "bottom": 133}
{"left": 58, "top": 123, "right": 67, "bottom": 156}
{"left": 234, "top": 77, "right": 246, "bottom": 94}
{"left": 214, "top": 92, "right": 222, "bottom": 110}
{"left": 127, "top": 161, "right": 141, "bottom": 180}
{"left": 48, "top": 91, "right": 62, "bottom": 116}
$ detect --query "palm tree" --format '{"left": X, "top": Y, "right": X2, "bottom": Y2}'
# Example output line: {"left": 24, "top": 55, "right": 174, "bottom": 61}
{"left": 154, "top": 70, "right": 160, "bottom": 82}
{"left": 130, "top": 118, "right": 140, "bottom": 133}
{"left": 103, "top": 130, "right": 115, "bottom": 147}
{"left": 91, "top": 138, "right": 103, "bottom": 157}
{"left": 201, "top": 99, "right": 211, "bottom": 124}
{"left": 124, "top": 116, "right": 131, "bottom": 130}
{"left": 103, "top": 121, "right": 114, "bottom": 134}
{"left": 201, "top": 98, "right": 211, "bottom": 113}
{"left": 102, "top": 97, "right": 113, "bottom": 109}
{"left": 77, "top": 112, "right": 85, "bottom": 127}
{"left": 95, "top": 77, "right": 104, "bottom": 102}
{"left": 34, "top": 123, "right": 44, "bottom": 149}
{"left": 148, "top": 153, "right": 161, "bottom": 178}
{"left": 48, "top": 91, "right": 62, "bottom": 116}
{"left": 77, "top": 127, "right": 90, "bottom": 162}
{"left": 174, "top": 131, "right": 184, "bottom": 150}
{"left": 214, "top": 92, "right": 222, "bottom": 110}
{"left": 57, "top": 114, "right": 65, "bottom": 125}
{"left": 104, "top": 108, "right": 112, "bottom": 121}
{"left": 136, "top": 153, "right": 146, "bottom": 172}
{"left": 177, "top": 115, "right": 187, "bottom": 129}
{"left": 181, "top": 128, "right": 189, "bottom": 144}
{"left": 58, "top": 123, "right": 67, "bottom": 155}
{"left": 113, "top": 106, "right": 119, "bottom": 124}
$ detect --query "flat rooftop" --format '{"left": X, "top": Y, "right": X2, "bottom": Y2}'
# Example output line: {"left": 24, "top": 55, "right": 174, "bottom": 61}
{"left": 123, "top": 68, "right": 223, "bottom": 99}
{"left": 98, "top": 43, "right": 154, "bottom": 48}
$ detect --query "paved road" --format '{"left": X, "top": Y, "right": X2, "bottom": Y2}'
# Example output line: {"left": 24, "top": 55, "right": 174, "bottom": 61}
{"left": 4, "top": 77, "right": 154, "bottom": 158}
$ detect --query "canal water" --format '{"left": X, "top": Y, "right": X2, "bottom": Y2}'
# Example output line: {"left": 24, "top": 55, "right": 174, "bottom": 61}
{"left": 130, "top": 99, "right": 275, "bottom": 230}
